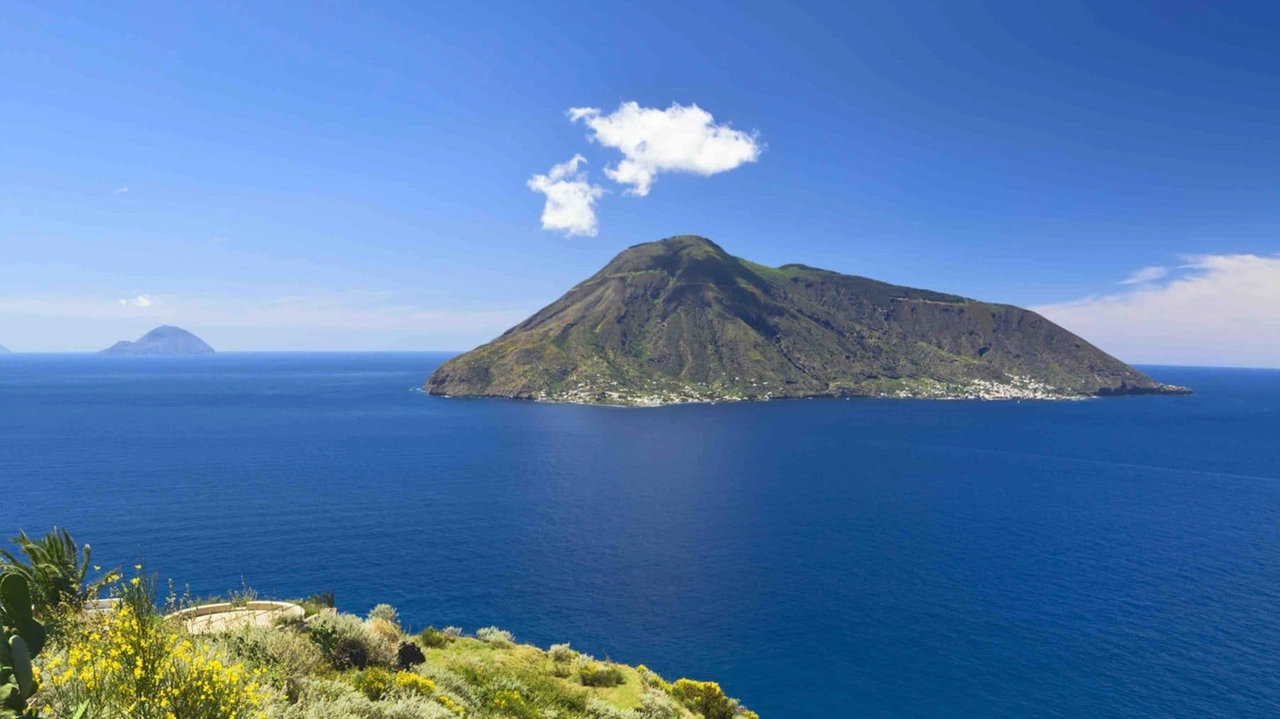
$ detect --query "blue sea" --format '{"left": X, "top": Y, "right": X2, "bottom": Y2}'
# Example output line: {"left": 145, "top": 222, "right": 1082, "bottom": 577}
{"left": 2, "top": 354, "right": 1278, "bottom": 718}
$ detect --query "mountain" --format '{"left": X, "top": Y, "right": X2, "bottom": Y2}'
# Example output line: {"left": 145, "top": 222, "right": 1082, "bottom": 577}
{"left": 427, "top": 236, "right": 1189, "bottom": 405}
{"left": 0, "top": 344, "right": 10, "bottom": 354}
{"left": 99, "top": 326, "right": 215, "bottom": 356}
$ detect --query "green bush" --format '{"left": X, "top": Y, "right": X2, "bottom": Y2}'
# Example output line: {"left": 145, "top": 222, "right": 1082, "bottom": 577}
{"left": 215, "top": 623, "right": 325, "bottom": 680}
{"left": 548, "top": 642, "right": 576, "bottom": 662}
{"left": 418, "top": 626, "right": 454, "bottom": 649}
{"left": 306, "top": 611, "right": 393, "bottom": 670}
{"left": 476, "top": 626, "right": 514, "bottom": 648}
{"left": 367, "top": 603, "right": 400, "bottom": 626}
{"left": 578, "top": 662, "right": 626, "bottom": 688}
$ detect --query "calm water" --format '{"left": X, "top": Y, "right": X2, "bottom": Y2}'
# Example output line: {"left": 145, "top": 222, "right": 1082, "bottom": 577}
{"left": 2, "top": 354, "right": 1278, "bottom": 718}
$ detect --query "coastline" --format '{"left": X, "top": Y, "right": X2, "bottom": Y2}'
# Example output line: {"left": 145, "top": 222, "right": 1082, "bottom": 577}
{"left": 429, "top": 378, "right": 1192, "bottom": 408}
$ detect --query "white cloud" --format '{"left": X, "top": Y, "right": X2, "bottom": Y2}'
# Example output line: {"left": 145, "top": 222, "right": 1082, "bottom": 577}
{"left": 113, "top": 187, "right": 129, "bottom": 195}
{"left": 1118, "top": 266, "right": 1168, "bottom": 285}
{"left": 118, "top": 294, "right": 154, "bottom": 307}
{"left": 568, "top": 102, "right": 761, "bottom": 196}
{"left": 527, "top": 154, "right": 605, "bottom": 237}
{"left": 1034, "top": 254, "right": 1280, "bottom": 368}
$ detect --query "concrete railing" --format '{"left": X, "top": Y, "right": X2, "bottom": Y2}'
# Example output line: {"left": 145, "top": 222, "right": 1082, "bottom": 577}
{"left": 165, "top": 600, "right": 305, "bottom": 633}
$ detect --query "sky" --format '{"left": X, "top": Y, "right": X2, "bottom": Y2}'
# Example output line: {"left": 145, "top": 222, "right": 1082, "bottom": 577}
{"left": 2, "top": 1, "right": 1278, "bottom": 366}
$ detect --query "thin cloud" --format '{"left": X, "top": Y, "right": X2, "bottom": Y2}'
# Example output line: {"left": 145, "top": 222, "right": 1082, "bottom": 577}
{"left": 527, "top": 154, "right": 605, "bottom": 237}
{"left": 118, "top": 295, "right": 154, "bottom": 308}
{"left": 0, "top": 292, "right": 530, "bottom": 351}
{"left": 113, "top": 187, "right": 130, "bottom": 195}
{"left": 569, "top": 102, "right": 762, "bottom": 196}
{"left": 1034, "top": 254, "right": 1280, "bottom": 368}
{"left": 1118, "top": 266, "right": 1168, "bottom": 285}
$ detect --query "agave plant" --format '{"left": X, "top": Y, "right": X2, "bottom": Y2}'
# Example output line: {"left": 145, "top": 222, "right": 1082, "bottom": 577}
{"left": 0, "top": 528, "right": 111, "bottom": 616}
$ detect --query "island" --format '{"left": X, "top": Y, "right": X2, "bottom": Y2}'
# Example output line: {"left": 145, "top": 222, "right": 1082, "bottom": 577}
{"left": 0, "top": 344, "right": 10, "bottom": 354}
{"left": 99, "top": 325, "right": 215, "bottom": 355}
{"left": 426, "top": 235, "right": 1190, "bottom": 405}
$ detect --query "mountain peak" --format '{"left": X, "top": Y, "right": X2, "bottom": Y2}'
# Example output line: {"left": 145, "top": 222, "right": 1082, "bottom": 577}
{"left": 598, "top": 235, "right": 732, "bottom": 275}
{"left": 100, "top": 326, "right": 215, "bottom": 355}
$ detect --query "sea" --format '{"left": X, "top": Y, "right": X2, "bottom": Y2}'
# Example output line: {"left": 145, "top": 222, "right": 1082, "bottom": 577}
{"left": 2, "top": 353, "right": 1278, "bottom": 718}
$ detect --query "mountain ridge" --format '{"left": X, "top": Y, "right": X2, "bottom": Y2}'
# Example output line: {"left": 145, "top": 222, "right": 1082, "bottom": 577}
{"left": 427, "top": 236, "right": 1189, "bottom": 405}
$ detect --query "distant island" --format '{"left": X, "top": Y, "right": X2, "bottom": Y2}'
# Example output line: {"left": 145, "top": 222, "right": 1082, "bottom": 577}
{"left": 100, "top": 325, "right": 215, "bottom": 355}
{"left": 0, "top": 344, "right": 10, "bottom": 354}
{"left": 427, "top": 235, "right": 1190, "bottom": 405}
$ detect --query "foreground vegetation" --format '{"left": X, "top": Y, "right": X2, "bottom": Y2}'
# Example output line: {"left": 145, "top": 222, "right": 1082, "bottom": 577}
{"left": 1, "top": 529, "right": 759, "bottom": 719}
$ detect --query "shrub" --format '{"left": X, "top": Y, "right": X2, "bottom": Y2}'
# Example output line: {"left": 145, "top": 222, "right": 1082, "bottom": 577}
{"left": 578, "top": 662, "right": 626, "bottom": 688}
{"left": 548, "top": 643, "right": 577, "bottom": 663}
{"left": 418, "top": 626, "right": 455, "bottom": 649}
{"left": 393, "top": 670, "right": 437, "bottom": 697}
{"left": 636, "top": 687, "right": 685, "bottom": 719}
{"left": 307, "top": 611, "right": 393, "bottom": 670}
{"left": 353, "top": 666, "right": 394, "bottom": 700}
{"left": 368, "top": 616, "right": 404, "bottom": 643}
{"left": 636, "top": 664, "right": 672, "bottom": 692}
{"left": 490, "top": 689, "right": 538, "bottom": 719}
{"left": 451, "top": 660, "right": 587, "bottom": 717}
{"left": 276, "top": 677, "right": 456, "bottom": 719}
{"left": 38, "top": 602, "right": 268, "bottom": 719}
{"left": 415, "top": 663, "right": 477, "bottom": 709}
{"left": 397, "top": 640, "right": 426, "bottom": 668}
{"left": 368, "top": 603, "right": 400, "bottom": 625}
{"left": 476, "top": 626, "right": 514, "bottom": 648}
{"left": 436, "top": 693, "right": 467, "bottom": 715}
{"left": 671, "top": 678, "right": 742, "bottom": 719}
{"left": 586, "top": 696, "right": 631, "bottom": 719}
{"left": 441, "top": 626, "right": 462, "bottom": 640}
{"left": 216, "top": 623, "right": 325, "bottom": 680}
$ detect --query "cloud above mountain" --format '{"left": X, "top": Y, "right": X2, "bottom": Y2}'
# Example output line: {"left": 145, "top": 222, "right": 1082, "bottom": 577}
{"left": 1034, "top": 254, "right": 1280, "bottom": 367}
{"left": 527, "top": 155, "right": 605, "bottom": 237}
{"left": 568, "top": 102, "right": 762, "bottom": 196}
{"left": 528, "top": 102, "right": 760, "bottom": 236}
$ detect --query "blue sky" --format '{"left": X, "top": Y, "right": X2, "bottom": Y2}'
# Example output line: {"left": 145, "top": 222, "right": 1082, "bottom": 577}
{"left": 2, "top": 1, "right": 1278, "bottom": 365}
